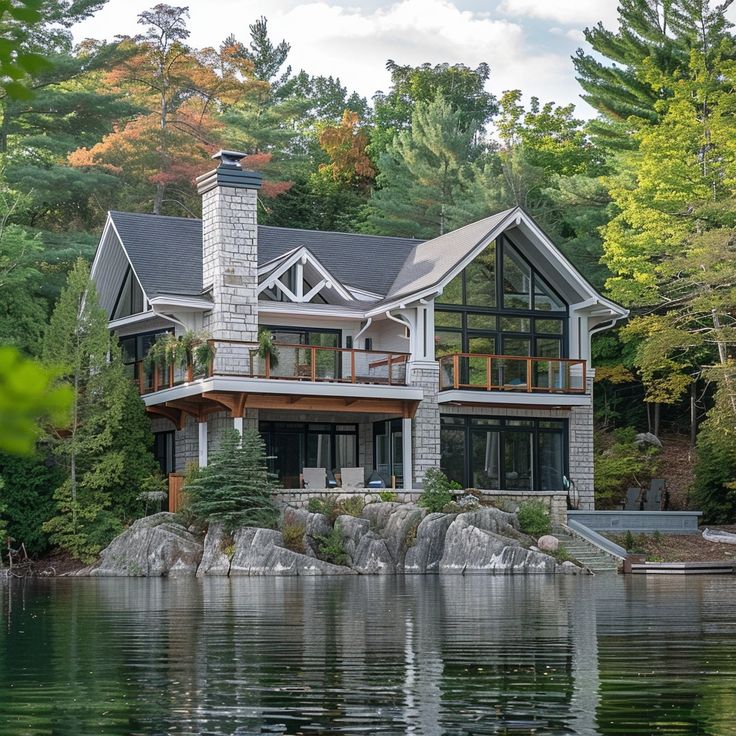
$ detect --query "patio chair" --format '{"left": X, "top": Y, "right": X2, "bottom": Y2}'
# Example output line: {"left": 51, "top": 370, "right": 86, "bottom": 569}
{"left": 302, "top": 467, "right": 327, "bottom": 489}
{"left": 623, "top": 487, "right": 643, "bottom": 511}
{"left": 340, "top": 467, "right": 365, "bottom": 489}
{"left": 644, "top": 479, "right": 666, "bottom": 511}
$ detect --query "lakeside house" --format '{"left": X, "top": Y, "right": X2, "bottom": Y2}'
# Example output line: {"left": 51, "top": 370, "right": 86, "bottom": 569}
{"left": 90, "top": 150, "right": 627, "bottom": 513}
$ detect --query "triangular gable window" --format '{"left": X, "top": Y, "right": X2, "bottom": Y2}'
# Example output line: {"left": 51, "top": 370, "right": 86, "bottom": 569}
{"left": 112, "top": 266, "right": 145, "bottom": 319}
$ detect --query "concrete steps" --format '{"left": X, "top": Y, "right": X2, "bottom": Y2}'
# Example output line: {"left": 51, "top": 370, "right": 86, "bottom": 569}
{"left": 551, "top": 528, "right": 620, "bottom": 573}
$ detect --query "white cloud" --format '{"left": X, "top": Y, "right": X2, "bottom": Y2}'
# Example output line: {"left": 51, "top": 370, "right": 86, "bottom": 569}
{"left": 74, "top": 0, "right": 593, "bottom": 113}
{"left": 498, "top": 0, "right": 618, "bottom": 27}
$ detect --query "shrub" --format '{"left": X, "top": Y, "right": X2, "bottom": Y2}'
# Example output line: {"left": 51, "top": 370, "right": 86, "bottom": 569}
{"left": 550, "top": 545, "right": 576, "bottom": 564}
{"left": 417, "top": 468, "right": 454, "bottom": 513}
{"left": 185, "top": 429, "right": 279, "bottom": 532}
{"left": 594, "top": 426, "right": 661, "bottom": 508}
{"left": 315, "top": 526, "right": 348, "bottom": 566}
{"left": 379, "top": 490, "right": 398, "bottom": 502}
{"left": 307, "top": 495, "right": 340, "bottom": 522}
{"left": 281, "top": 521, "right": 306, "bottom": 554}
{"left": 517, "top": 501, "right": 551, "bottom": 537}
{"left": 338, "top": 496, "right": 365, "bottom": 517}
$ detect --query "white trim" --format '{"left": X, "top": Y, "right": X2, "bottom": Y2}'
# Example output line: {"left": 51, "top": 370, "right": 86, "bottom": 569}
{"left": 437, "top": 389, "right": 591, "bottom": 408}
{"left": 148, "top": 295, "right": 213, "bottom": 311}
{"left": 257, "top": 246, "right": 353, "bottom": 303}
{"left": 258, "top": 301, "right": 365, "bottom": 319}
{"left": 347, "top": 285, "right": 383, "bottom": 300}
{"left": 141, "top": 376, "right": 424, "bottom": 407}
{"left": 108, "top": 312, "right": 174, "bottom": 330}
{"left": 198, "top": 421, "right": 208, "bottom": 467}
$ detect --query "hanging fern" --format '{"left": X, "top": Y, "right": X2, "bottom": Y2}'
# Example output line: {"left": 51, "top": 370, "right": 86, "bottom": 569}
{"left": 144, "top": 331, "right": 215, "bottom": 375}
{"left": 258, "top": 329, "right": 280, "bottom": 368}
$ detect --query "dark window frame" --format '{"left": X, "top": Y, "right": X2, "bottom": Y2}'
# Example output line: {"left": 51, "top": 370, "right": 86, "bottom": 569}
{"left": 111, "top": 265, "right": 146, "bottom": 320}
{"left": 440, "top": 415, "right": 568, "bottom": 492}
{"left": 373, "top": 418, "right": 403, "bottom": 486}
{"left": 436, "top": 235, "right": 568, "bottom": 358}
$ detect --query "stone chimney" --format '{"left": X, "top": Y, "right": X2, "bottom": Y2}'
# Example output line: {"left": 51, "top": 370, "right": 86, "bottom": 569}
{"left": 196, "top": 150, "right": 261, "bottom": 344}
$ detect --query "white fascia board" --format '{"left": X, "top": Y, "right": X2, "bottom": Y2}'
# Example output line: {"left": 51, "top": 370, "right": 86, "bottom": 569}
{"left": 437, "top": 389, "right": 591, "bottom": 408}
{"left": 257, "top": 246, "right": 354, "bottom": 302}
{"left": 258, "top": 301, "right": 367, "bottom": 320}
{"left": 106, "top": 216, "right": 151, "bottom": 307}
{"left": 142, "top": 377, "right": 424, "bottom": 406}
{"left": 259, "top": 247, "right": 299, "bottom": 273}
{"left": 148, "top": 295, "right": 213, "bottom": 311}
{"left": 364, "top": 288, "right": 444, "bottom": 318}
{"left": 347, "top": 285, "right": 383, "bottom": 301}
{"left": 108, "top": 311, "right": 174, "bottom": 330}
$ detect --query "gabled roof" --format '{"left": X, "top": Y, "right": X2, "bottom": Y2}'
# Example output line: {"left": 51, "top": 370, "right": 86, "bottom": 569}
{"left": 108, "top": 211, "right": 421, "bottom": 299}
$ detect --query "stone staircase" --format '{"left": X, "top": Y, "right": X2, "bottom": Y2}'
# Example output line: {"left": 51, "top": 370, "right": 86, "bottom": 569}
{"left": 552, "top": 526, "right": 620, "bottom": 573}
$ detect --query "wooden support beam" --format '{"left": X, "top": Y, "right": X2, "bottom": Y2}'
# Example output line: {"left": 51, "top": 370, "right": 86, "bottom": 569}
{"left": 147, "top": 405, "right": 185, "bottom": 430}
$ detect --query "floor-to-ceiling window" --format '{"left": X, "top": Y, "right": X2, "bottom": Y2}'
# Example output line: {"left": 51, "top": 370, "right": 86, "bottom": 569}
{"left": 440, "top": 415, "right": 567, "bottom": 492}
{"left": 373, "top": 419, "right": 403, "bottom": 487}
{"left": 435, "top": 237, "right": 568, "bottom": 379}
{"left": 260, "top": 421, "right": 358, "bottom": 488}
{"left": 262, "top": 326, "right": 342, "bottom": 380}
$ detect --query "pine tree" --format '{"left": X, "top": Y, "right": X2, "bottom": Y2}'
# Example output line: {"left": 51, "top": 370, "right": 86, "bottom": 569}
{"left": 186, "top": 429, "right": 279, "bottom": 531}
{"left": 572, "top": 0, "right": 736, "bottom": 148}
{"left": 365, "top": 93, "right": 477, "bottom": 238}
{"left": 41, "top": 259, "right": 159, "bottom": 560}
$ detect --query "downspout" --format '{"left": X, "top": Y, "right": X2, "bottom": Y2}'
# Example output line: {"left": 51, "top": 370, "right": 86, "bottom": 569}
{"left": 354, "top": 317, "right": 373, "bottom": 341}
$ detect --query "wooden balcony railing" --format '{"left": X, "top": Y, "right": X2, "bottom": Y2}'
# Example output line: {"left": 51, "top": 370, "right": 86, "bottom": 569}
{"left": 438, "top": 353, "right": 587, "bottom": 394}
{"left": 135, "top": 340, "right": 410, "bottom": 394}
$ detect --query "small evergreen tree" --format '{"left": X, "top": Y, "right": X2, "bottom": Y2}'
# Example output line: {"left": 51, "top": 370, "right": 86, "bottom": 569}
{"left": 186, "top": 428, "right": 279, "bottom": 531}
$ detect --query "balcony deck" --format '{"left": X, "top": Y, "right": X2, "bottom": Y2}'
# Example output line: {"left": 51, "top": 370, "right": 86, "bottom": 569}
{"left": 437, "top": 353, "right": 589, "bottom": 407}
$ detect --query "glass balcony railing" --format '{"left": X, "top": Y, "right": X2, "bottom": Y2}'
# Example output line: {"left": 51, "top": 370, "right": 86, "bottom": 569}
{"left": 438, "top": 353, "right": 587, "bottom": 394}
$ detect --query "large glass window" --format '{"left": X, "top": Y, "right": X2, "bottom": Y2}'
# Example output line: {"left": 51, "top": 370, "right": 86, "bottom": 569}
{"left": 260, "top": 421, "right": 358, "bottom": 489}
{"left": 373, "top": 419, "right": 404, "bottom": 487}
{"left": 118, "top": 329, "right": 172, "bottom": 385}
{"left": 435, "top": 236, "right": 567, "bottom": 362}
{"left": 440, "top": 416, "right": 567, "bottom": 492}
{"left": 263, "top": 326, "right": 341, "bottom": 380}
{"left": 112, "top": 267, "right": 145, "bottom": 320}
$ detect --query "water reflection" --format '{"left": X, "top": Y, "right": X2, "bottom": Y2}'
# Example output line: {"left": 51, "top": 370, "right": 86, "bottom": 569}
{"left": 0, "top": 575, "right": 734, "bottom": 734}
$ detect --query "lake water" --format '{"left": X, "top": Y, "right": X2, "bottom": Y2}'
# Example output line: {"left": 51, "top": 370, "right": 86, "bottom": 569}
{"left": 1, "top": 575, "right": 735, "bottom": 735}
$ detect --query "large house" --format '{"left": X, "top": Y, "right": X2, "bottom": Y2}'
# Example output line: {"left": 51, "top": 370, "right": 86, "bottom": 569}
{"left": 90, "top": 151, "right": 627, "bottom": 511}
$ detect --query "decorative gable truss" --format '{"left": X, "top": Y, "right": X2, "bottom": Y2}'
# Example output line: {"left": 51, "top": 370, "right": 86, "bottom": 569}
{"left": 258, "top": 246, "right": 354, "bottom": 304}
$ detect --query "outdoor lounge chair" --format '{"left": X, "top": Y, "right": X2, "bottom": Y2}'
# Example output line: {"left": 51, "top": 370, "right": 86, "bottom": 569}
{"left": 340, "top": 467, "right": 365, "bottom": 489}
{"left": 302, "top": 467, "right": 327, "bottom": 489}
{"left": 624, "top": 487, "right": 643, "bottom": 511}
{"left": 643, "top": 479, "right": 666, "bottom": 511}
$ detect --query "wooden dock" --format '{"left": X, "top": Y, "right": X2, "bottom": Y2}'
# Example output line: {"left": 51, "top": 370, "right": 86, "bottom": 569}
{"left": 629, "top": 561, "right": 735, "bottom": 575}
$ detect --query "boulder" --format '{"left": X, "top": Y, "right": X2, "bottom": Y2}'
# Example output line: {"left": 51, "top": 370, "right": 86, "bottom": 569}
{"left": 380, "top": 504, "right": 427, "bottom": 564}
{"left": 282, "top": 507, "right": 332, "bottom": 557}
{"left": 229, "top": 526, "right": 354, "bottom": 576}
{"left": 89, "top": 513, "right": 203, "bottom": 577}
{"left": 404, "top": 512, "right": 457, "bottom": 573}
{"left": 197, "top": 523, "right": 232, "bottom": 576}
{"left": 440, "top": 514, "right": 557, "bottom": 574}
{"left": 335, "top": 514, "right": 370, "bottom": 564}
{"left": 537, "top": 535, "right": 559, "bottom": 553}
{"left": 634, "top": 432, "right": 662, "bottom": 449}
{"left": 559, "top": 560, "right": 584, "bottom": 575}
{"left": 352, "top": 533, "right": 395, "bottom": 574}
{"left": 360, "top": 501, "right": 401, "bottom": 532}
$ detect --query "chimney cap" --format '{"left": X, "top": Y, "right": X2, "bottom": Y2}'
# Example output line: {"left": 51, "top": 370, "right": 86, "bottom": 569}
{"left": 212, "top": 150, "right": 248, "bottom": 168}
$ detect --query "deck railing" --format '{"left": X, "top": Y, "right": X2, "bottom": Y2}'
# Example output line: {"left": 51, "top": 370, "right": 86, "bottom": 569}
{"left": 136, "top": 340, "right": 410, "bottom": 394}
{"left": 438, "top": 353, "right": 587, "bottom": 394}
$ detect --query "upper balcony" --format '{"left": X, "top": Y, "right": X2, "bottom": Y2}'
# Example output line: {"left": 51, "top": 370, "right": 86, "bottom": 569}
{"left": 437, "top": 353, "right": 588, "bottom": 407}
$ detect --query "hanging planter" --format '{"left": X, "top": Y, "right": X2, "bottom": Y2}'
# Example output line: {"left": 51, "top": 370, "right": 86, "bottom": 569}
{"left": 144, "top": 331, "right": 215, "bottom": 376}
{"left": 258, "top": 329, "right": 280, "bottom": 369}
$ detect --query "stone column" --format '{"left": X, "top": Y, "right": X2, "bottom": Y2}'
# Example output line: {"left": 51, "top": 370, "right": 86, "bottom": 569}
{"left": 569, "top": 373, "right": 595, "bottom": 509}
{"left": 408, "top": 360, "right": 441, "bottom": 489}
{"left": 196, "top": 151, "right": 262, "bottom": 375}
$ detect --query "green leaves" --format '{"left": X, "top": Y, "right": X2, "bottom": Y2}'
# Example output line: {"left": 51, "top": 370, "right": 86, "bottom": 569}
{"left": 0, "top": 347, "right": 71, "bottom": 454}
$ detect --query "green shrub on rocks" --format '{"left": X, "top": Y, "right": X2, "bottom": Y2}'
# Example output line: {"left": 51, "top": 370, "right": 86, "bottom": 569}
{"left": 379, "top": 490, "right": 398, "bottom": 502}
{"left": 339, "top": 496, "right": 365, "bottom": 517}
{"left": 281, "top": 521, "right": 306, "bottom": 554}
{"left": 315, "top": 526, "right": 348, "bottom": 565}
{"left": 185, "top": 429, "right": 279, "bottom": 532}
{"left": 517, "top": 501, "right": 551, "bottom": 537}
{"left": 417, "top": 468, "right": 457, "bottom": 513}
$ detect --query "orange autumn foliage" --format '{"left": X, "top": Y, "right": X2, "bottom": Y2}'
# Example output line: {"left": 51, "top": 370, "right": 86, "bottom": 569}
{"left": 318, "top": 111, "right": 375, "bottom": 187}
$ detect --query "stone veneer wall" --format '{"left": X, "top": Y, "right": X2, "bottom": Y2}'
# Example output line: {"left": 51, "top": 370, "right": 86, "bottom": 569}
{"left": 440, "top": 399, "right": 594, "bottom": 511}
{"left": 408, "top": 361, "right": 441, "bottom": 489}
{"left": 271, "top": 489, "right": 567, "bottom": 525}
{"left": 201, "top": 183, "right": 259, "bottom": 373}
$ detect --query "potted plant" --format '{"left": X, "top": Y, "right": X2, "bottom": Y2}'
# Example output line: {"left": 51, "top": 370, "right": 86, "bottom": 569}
{"left": 258, "top": 329, "right": 279, "bottom": 370}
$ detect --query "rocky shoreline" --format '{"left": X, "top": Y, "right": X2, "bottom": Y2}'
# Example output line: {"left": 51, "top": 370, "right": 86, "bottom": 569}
{"left": 77, "top": 502, "right": 587, "bottom": 577}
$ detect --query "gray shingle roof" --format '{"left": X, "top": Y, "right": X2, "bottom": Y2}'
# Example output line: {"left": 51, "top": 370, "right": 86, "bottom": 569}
{"left": 385, "top": 208, "right": 516, "bottom": 302}
{"left": 109, "top": 211, "right": 422, "bottom": 299}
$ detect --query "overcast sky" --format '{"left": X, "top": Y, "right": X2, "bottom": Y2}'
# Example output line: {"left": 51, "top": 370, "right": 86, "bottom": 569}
{"left": 72, "top": 0, "right": 735, "bottom": 119}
